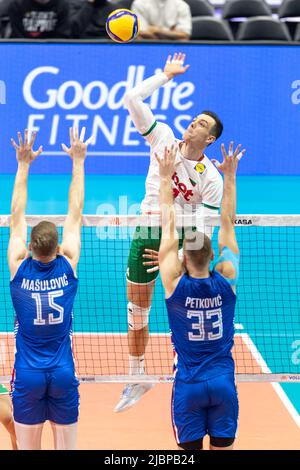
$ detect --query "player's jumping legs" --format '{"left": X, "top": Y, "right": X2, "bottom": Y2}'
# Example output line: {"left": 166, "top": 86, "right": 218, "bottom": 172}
{"left": 127, "top": 279, "right": 156, "bottom": 373}
{"left": 114, "top": 227, "right": 160, "bottom": 412}
{"left": 114, "top": 279, "right": 156, "bottom": 413}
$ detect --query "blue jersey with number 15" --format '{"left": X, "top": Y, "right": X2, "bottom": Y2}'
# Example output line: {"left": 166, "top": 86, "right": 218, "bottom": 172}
{"left": 10, "top": 255, "right": 78, "bottom": 370}
{"left": 166, "top": 268, "right": 236, "bottom": 383}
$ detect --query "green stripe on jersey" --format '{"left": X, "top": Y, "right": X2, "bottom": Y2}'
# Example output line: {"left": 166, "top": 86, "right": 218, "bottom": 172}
{"left": 142, "top": 121, "right": 157, "bottom": 137}
{"left": 202, "top": 203, "right": 219, "bottom": 211}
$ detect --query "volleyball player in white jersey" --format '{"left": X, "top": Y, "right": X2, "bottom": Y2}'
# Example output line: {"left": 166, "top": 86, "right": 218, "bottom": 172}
{"left": 115, "top": 53, "right": 224, "bottom": 412}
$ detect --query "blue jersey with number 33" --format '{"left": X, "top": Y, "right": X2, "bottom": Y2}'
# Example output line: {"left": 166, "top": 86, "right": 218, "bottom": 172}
{"left": 166, "top": 269, "right": 236, "bottom": 383}
{"left": 10, "top": 255, "right": 78, "bottom": 370}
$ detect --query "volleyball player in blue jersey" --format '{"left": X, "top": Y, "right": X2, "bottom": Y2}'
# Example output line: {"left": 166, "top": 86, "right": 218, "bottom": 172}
{"left": 8, "top": 127, "right": 93, "bottom": 450}
{"left": 156, "top": 141, "right": 245, "bottom": 450}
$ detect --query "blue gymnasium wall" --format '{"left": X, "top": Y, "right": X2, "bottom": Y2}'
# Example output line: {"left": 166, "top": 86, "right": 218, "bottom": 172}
{"left": 0, "top": 42, "right": 300, "bottom": 175}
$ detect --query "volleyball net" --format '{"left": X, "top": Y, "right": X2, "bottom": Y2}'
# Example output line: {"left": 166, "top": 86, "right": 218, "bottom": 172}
{"left": 0, "top": 214, "right": 299, "bottom": 383}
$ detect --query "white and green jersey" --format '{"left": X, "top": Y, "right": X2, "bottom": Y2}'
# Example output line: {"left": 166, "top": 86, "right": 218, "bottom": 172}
{"left": 123, "top": 71, "right": 223, "bottom": 219}
{"left": 140, "top": 121, "right": 223, "bottom": 214}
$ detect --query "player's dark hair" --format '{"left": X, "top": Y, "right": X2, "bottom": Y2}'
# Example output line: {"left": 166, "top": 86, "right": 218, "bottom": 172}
{"left": 30, "top": 221, "right": 58, "bottom": 258}
{"left": 183, "top": 231, "right": 212, "bottom": 269}
{"left": 201, "top": 110, "right": 223, "bottom": 141}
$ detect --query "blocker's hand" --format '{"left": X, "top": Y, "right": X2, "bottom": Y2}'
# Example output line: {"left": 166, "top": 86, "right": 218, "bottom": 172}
{"left": 11, "top": 130, "right": 42, "bottom": 165}
{"left": 212, "top": 141, "right": 246, "bottom": 175}
{"left": 164, "top": 52, "right": 190, "bottom": 80}
{"left": 143, "top": 247, "right": 184, "bottom": 273}
{"left": 62, "top": 126, "right": 94, "bottom": 161}
{"left": 155, "top": 143, "right": 178, "bottom": 179}
{"left": 143, "top": 249, "right": 159, "bottom": 273}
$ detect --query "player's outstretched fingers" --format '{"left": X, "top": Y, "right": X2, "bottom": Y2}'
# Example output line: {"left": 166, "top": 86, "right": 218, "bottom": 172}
{"left": 33, "top": 146, "right": 43, "bottom": 158}
{"left": 61, "top": 143, "right": 70, "bottom": 154}
{"left": 24, "top": 129, "right": 29, "bottom": 145}
{"left": 233, "top": 144, "right": 241, "bottom": 159}
{"left": 221, "top": 143, "right": 227, "bottom": 160}
{"left": 143, "top": 250, "right": 159, "bottom": 260}
{"left": 73, "top": 126, "right": 79, "bottom": 140}
{"left": 11, "top": 138, "right": 19, "bottom": 150}
{"left": 237, "top": 149, "right": 246, "bottom": 160}
{"left": 29, "top": 131, "right": 37, "bottom": 147}
{"left": 84, "top": 135, "right": 95, "bottom": 146}
{"left": 69, "top": 127, "right": 74, "bottom": 144}
{"left": 17, "top": 131, "right": 23, "bottom": 146}
{"left": 146, "top": 266, "right": 160, "bottom": 274}
{"left": 80, "top": 127, "right": 86, "bottom": 142}
{"left": 154, "top": 152, "right": 161, "bottom": 165}
{"left": 228, "top": 141, "right": 234, "bottom": 157}
{"left": 211, "top": 159, "right": 221, "bottom": 168}
{"left": 144, "top": 248, "right": 159, "bottom": 255}
{"left": 143, "top": 260, "right": 158, "bottom": 266}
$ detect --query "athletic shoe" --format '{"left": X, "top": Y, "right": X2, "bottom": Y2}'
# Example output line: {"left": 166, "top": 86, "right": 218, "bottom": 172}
{"left": 114, "top": 382, "right": 154, "bottom": 412}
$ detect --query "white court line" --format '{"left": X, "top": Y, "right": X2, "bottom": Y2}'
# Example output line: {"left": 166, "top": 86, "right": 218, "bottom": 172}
{"left": 240, "top": 332, "right": 300, "bottom": 428}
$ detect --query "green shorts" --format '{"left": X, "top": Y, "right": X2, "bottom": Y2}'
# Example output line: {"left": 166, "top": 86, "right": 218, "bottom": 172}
{"left": 126, "top": 226, "right": 187, "bottom": 284}
{"left": 0, "top": 383, "right": 9, "bottom": 395}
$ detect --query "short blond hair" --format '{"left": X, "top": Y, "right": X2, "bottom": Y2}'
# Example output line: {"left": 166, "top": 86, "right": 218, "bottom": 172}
{"left": 30, "top": 221, "right": 58, "bottom": 257}
{"left": 184, "top": 231, "right": 212, "bottom": 268}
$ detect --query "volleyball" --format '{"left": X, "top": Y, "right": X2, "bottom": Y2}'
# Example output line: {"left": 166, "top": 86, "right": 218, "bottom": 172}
{"left": 106, "top": 9, "right": 140, "bottom": 43}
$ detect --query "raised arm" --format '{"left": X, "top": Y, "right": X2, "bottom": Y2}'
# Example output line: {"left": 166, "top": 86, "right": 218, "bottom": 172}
{"left": 60, "top": 127, "right": 93, "bottom": 272}
{"left": 212, "top": 142, "right": 246, "bottom": 281}
{"left": 8, "top": 130, "right": 43, "bottom": 278}
{"left": 123, "top": 53, "right": 189, "bottom": 140}
{"left": 156, "top": 145, "right": 183, "bottom": 297}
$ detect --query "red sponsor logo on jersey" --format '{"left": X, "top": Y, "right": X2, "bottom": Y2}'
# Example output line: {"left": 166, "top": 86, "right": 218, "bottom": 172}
{"left": 172, "top": 172, "right": 194, "bottom": 201}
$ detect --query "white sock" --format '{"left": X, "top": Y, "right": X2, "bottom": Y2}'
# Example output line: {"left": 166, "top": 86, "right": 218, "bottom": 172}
{"left": 129, "top": 354, "right": 145, "bottom": 375}
{"left": 14, "top": 421, "right": 43, "bottom": 450}
{"left": 51, "top": 422, "right": 77, "bottom": 450}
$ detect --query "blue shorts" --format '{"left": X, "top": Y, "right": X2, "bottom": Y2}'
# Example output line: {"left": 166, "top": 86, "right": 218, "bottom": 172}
{"left": 171, "top": 373, "right": 238, "bottom": 445}
{"left": 12, "top": 367, "right": 79, "bottom": 425}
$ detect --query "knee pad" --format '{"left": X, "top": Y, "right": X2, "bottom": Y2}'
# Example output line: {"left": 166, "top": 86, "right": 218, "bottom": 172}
{"left": 178, "top": 438, "right": 203, "bottom": 450}
{"left": 210, "top": 436, "right": 235, "bottom": 448}
{"left": 128, "top": 302, "right": 150, "bottom": 331}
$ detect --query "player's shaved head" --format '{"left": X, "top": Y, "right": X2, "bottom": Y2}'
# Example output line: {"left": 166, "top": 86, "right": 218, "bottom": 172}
{"left": 183, "top": 231, "right": 213, "bottom": 270}
{"left": 30, "top": 221, "right": 58, "bottom": 258}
